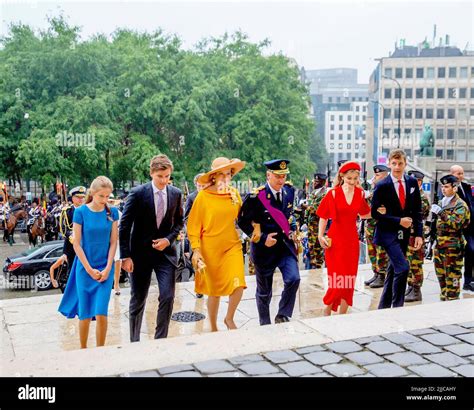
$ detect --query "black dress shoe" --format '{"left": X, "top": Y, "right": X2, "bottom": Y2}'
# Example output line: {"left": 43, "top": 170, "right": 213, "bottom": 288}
{"left": 275, "top": 315, "right": 289, "bottom": 324}
{"left": 369, "top": 274, "right": 385, "bottom": 288}
{"left": 196, "top": 293, "right": 203, "bottom": 298}
{"left": 462, "top": 283, "right": 474, "bottom": 292}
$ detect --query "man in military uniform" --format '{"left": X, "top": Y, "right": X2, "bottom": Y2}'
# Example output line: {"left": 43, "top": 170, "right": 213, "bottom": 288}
{"left": 27, "top": 198, "right": 45, "bottom": 230}
{"left": 0, "top": 194, "right": 11, "bottom": 243}
{"left": 59, "top": 186, "right": 86, "bottom": 289}
{"left": 364, "top": 164, "right": 390, "bottom": 288}
{"left": 431, "top": 175, "right": 471, "bottom": 301}
{"left": 238, "top": 159, "right": 300, "bottom": 325}
{"left": 304, "top": 173, "right": 328, "bottom": 269}
{"left": 405, "top": 170, "right": 431, "bottom": 302}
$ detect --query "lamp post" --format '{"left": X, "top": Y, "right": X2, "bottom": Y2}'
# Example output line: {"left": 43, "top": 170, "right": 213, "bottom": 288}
{"left": 370, "top": 100, "right": 385, "bottom": 158}
{"left": 382, "top": 75, "right": 402, "bottom": 149}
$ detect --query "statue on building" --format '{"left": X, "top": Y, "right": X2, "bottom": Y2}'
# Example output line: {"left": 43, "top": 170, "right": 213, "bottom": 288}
{"left": 419, "top": 124, "right": 434, "bottom": 157}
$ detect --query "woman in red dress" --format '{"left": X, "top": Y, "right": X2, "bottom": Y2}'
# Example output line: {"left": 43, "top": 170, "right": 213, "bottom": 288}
{"left": 316, "top": 161, "right": 371, "bottom": 316}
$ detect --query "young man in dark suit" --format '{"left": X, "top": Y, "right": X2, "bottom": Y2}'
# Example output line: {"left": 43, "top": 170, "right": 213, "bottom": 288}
{"left": 120, "top": 154, "right": 183, "bottom": 342}
{"left": 371, "top": 150, "right": 423, "bottom": 309}
{"left": 450, "top": 165, "right": 474, "bottom": 292}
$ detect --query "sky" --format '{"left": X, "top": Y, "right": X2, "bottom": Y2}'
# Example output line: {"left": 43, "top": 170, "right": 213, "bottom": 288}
{"left": 1, "top": 0, "right": 473, "bottom": 83}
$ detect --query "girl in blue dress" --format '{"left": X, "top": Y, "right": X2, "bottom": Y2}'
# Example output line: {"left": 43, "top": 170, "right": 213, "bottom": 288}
{"left": 58, "top": 176, "right": 119, "bottom": 348}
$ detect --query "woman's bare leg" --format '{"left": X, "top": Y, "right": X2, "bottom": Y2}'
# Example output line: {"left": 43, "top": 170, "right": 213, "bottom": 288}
{"left": 113, "top": 260, "right": 121, "bottom": 294}
{"left": 224, "top": 287, "right": 244, "bottom": 329}
{"left": 207, "top": 296, "right": 220, "bottom": 332}
{"left": 79, "top": 318, "right": 91, "bottom": 349}
{"left": 96, "top": 315, "right": 108, "bottom": 347}
{"left": 323, "top": 304, "right": 333, "bottom": 316}
{"left": 339, "top": 299, "right": 349, "bottom": 315}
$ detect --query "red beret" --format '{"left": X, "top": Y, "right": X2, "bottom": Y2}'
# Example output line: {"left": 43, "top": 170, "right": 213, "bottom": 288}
{"left": 339, "top": 161, "right": 361, "bottom": 173}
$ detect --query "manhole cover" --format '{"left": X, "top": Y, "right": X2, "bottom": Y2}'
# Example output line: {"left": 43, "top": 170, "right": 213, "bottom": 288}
{"left": 171, "top": 311, "right": 206, "bottom": 322}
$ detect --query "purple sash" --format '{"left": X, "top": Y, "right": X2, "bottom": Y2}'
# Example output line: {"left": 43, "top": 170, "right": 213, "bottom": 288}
{"left": 257, "top": 189, "right": 291, "bottom": 239}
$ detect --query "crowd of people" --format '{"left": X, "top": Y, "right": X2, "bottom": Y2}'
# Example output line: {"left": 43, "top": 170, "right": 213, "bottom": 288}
{"left": 1, "top": 149, "right": 472, "bottom": 349}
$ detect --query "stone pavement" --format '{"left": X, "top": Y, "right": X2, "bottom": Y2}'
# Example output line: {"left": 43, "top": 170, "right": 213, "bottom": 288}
{"left": 2, "top": 260, "right": 473, "bottom": 359}
{"left": 123, "top": 322, "right": 474, "bottom": 378}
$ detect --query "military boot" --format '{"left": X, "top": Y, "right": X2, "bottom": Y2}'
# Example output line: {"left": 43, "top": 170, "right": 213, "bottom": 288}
{"left": 369, "top": 273, "right": 385, "bottom": 288}
{"left": 364, "top": 272, "right": 378, "bottom": 286}
{"left": 405, "top": 286, "right": 422, "bottom": 302}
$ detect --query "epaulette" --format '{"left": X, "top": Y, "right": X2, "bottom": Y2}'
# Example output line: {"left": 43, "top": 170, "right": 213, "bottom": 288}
{"left": 285, "top": 181, "right": 293, "bottom": 187}
{"left": 250, "top": 185, "right": 265, "bottom": 197}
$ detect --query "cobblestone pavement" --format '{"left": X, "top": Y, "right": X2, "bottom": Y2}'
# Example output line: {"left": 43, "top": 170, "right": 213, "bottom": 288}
{"left": 120, "top": 322, "right": 474, "bottom": 378}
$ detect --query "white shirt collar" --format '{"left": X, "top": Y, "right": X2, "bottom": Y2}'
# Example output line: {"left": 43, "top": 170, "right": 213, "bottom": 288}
{"left": 268, "top": 184, "right": 282, "bottom": 198}
{"left": 390, "top": 173, "right": 406, "bottom": 183}
{"left": 152, "top": 181, "right": 167, "bottom": 195}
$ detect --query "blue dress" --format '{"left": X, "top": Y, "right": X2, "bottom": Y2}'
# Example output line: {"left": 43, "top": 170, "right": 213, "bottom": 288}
{"left": 58, "top": 205, "right": 119, "bottom": 320}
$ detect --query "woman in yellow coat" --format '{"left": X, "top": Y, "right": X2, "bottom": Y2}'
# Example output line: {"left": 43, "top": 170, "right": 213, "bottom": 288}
{"left": 187, "top": 157, "right": 247, "bottom": 331}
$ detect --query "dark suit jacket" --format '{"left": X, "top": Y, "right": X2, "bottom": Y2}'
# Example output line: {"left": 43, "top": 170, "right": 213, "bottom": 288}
{"left": 371, "top": 174, "right": 423, "bottom": 247}
{"left": 238, "top": 182, "right": 297, "bottom": 267}
{"left": 458, "top": 181, "right": 474, "bottom": 234}
{"left": 184, "top": 190, "right": 198, "bottom": 223}
{"left": 119, "top": 182, "right": 184, "bottom": 267}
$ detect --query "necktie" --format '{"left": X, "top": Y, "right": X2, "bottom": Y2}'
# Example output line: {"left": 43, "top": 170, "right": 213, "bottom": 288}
{"left": 398, "top": 179, "right": 405, "bottom": 209}
{"left": 276, "top": 192, "right": 282, "bottom": 208}
{"left": 155, "top": 190, "right": 165, "bottom": 229}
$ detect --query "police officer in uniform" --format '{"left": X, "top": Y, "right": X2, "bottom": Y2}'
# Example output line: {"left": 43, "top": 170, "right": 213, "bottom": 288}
{"left": 59, "top": 186, "right": 86, "bottom": 290}
{"left": 364, "top": 164, "right": 390, "bottom": 288}
{"left": 304, "top": 173, "right": 328, "bottom": 269}
{"left": 431, "top": 175, "right": 471, "bottom": 301}
{"left": 238, "top": 159, "right": 300, "bottom": 325}
{"left": 405, "top": 170, "right": 431, "bottom": 302}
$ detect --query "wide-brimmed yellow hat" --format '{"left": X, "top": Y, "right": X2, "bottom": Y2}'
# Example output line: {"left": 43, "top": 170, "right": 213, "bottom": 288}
{"left": 198, "top": 157, "right": 246, "bottom": 185}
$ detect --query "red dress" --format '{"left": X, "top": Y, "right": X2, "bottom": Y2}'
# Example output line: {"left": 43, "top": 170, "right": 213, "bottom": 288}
{"left": 316, "top": 186, "right": 371, "bottom": 312}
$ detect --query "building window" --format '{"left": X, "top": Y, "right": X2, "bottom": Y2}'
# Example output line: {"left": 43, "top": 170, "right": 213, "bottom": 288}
{"left": 395, "top": 67, "right": 403, "bottom": 78}
{"left": 339, "top": 115, "right": 343, "bottom": 121}
{"left": 328, "top": 97, "right": 333, "bottom": 103}
{"left": 470, "top": 129, "right": 474, "bottom": 139}
{"left": 458, "top": 129, "right": 466, "bottom": 138}
{"left": 347, "top": 133, "right": 351, "bottom": 139}
{"left": 355, "top": 115, "right": 359, "bottom": 121}
{"left": 405, "top": 88, "right": 413, "bottom": 98}
{"left": 347, "top": 143, "right": 351, "bottom": 149}
{"left": 448, "top": 109, "right": 455, "bottom": 119}
{"left": 355, "top": 143, "right": 359, "bottom": 150}
{"left": 427, "top": 67, "right": 435, "bottom": 78}
{"left": 446, "top": 150, "right": 454, "bottom": 160}
{"left": 416, "top": 68, "right": 424, "bottom": 78}
{"left": 384, "top": 68, "right": 392, "bottom": 78}
{"left": 456, "top": 150, "right": 466, "bottom": 161}
{"left": 338, "top": 143, "right": 343, "bottom": 149}
{"left": 330, "top": 124, "right": 335, "bottom": 131}
{"left": 394, "top": 108, "right": 400, "bottom": 120}
{"left": 448, "top": 67, "right": 457, "bottom": 78}
{"left": 470, "top": 108, "right": 474, "bottom": 117}
{"left": 447, "top": 129, "right": 454, "bottom": 139}
{"left": 415, "top": 109, "right": 423, "bottom": 119}
{"left": 437, "top": 88, "right": 445, "bottom": 98}
{"left": 426, "top": 108, "right": 434, "bottom": 119}
{"left": 362, "top": 115, "right": 366, "bottom": 121}
{"left": 394, "top": 88, "right": 401, "bottom": 99}
{"left": 459, "top": 108, "right": 467, "bottom": 120}
{"left": 437, "top": 108, "right": 444, "bottom": 119}
{"left": 361, "top": 144, "right": 366, "bottom": 149}
{"left": 460, "top": 67, "right": 468, "bottom": 78}
{"left": 405, "top": 108, "right": 413, "bottom": 119}
{"left": 436, "top": 129, "right": 444, "bottom": 139}
{"left": 448, "top": 88, "right": 457, "bottom": 98}
{"left": 330, "top": 143, "right": 335, "bottom": 149}
{"left": 438, "top": 67, "right": 446, "bottom": 78}
{"left": 459, "top": 88, "right": 467, "bottom": 98}
{"left": 383, "top": 128, "right": 390, "bottom": 138}
{"left": 426, "top": 88, "right": 434, "bottom": 98}
{"left": 339, "top": 125, "right": 343, "bottom": 131}
{"left": 355, "top": 106, "right": 360, "bottom": 112}
{"left": 404, "top": 128, "right": 412, "bottom": 138}
{"left": 383, "top": 109, "right": 391, "bottom": 119}
{"left": 384, "top": 88, "right": 392, "bottom": 99}
{"left": 330, "top": 134, "right": 335, "bottom": 140}
{"left": 339, "top": 134, "right": 343, "bottom": 140}
{"left": 363, "top": 106, "right": 366, "bottom": 112}
{"left": 405, "top": 68, "right": 413, "bottom": 78}
{"left": 347, "top": 124, "right": 352, "bottom": 130}
{"left": 330, "top": 115, "right": 335, "bottom": 121}
{"left": 348, "top": 115, "right": 352, "bottom": 121}
{"left": 471, "top": 88, "right": 474, "bottom": 98}
{"left": 416, "top": 88, "right": 424, "bottom": 99}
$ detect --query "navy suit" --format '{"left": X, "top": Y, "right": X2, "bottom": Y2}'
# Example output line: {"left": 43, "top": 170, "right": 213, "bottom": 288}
{"left": 371, "top": 174, "right": 422, "bottom": 308}
{"left": 238, "top": 183, "right": 300, "bottom": 325}
{"left": 120, "top": 182, "right": 183, "bottom": 341}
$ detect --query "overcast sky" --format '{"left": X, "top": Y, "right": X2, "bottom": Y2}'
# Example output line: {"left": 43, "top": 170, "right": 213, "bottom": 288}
{"left": 1, "top": 0, "right": 473, "bottom": 83}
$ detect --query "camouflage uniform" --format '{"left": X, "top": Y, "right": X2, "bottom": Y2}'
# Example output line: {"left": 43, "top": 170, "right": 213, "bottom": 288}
{"left": 305, "top": 186, "right": 327, "bottom": 268}
{"left": 406, "top": 189, "right": 430, "bottom": 288}
{"left": 365, "top": 188, "right": 388, "bottom": 277}
{"left": 434, "top": 194, "right": 470, "bottom": 301}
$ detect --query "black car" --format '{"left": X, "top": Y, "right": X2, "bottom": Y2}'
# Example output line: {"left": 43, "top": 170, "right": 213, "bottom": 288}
{"left": 3, "top": 241, "right": 64, "bottom": 291}
{"left": 3, "top": 241, "right": 129, "bottom": 291}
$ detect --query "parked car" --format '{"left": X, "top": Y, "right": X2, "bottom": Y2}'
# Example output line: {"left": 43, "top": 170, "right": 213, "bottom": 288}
{"left": 3, "top": 241, "right": 129, "bottom": 291}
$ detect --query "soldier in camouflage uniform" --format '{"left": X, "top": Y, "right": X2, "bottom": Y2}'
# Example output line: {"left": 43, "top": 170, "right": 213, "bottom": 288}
{"left": 431, "top": 175, "right": 471, "bottom": 301}
{"left": 304, "top": 173, "right": 328, "bottom": 268}
{"left": 364, "top": 165, "right": 390, "bottom": 288}
{"left": 405, "top": 170, "right": 431, "bottom": 302}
